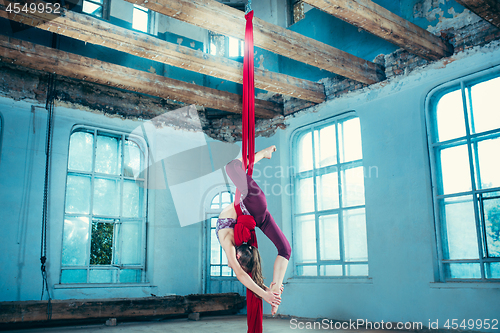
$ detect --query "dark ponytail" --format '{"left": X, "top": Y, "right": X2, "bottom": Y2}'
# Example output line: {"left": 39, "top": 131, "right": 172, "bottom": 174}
{"left": 236, "top": 244, "right": 266, "bottom": 293}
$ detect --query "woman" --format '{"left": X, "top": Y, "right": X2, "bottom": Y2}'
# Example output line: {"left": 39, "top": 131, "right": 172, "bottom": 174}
{"left": 217, "top": 145, "right": 291, "bottom": 314}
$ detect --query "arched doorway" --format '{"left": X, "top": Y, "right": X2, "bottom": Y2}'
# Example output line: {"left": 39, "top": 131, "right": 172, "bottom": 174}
{"left": 203, "top": 187, "right": 245, "bottom": 296}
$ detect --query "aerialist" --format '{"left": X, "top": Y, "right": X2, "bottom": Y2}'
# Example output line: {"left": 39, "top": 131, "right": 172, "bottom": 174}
{"left": 217, "top": 145, "right": 292, "bottom": 324}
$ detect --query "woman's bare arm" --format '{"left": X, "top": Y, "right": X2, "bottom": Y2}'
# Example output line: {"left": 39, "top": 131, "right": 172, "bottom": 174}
{"left": 219, "top": 231, "right": 280, "bottom": 306}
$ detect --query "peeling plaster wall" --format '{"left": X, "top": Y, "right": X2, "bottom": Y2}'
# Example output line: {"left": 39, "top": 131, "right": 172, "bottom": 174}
{"left": 273, "top": 40, "right": 500, "bottom": 327}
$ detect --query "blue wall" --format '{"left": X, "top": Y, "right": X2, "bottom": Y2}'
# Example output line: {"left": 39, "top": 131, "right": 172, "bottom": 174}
{"left": 273, "top": 38, "right": 500, "bottom": 329}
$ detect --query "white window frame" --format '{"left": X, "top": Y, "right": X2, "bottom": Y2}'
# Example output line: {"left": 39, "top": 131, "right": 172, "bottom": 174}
{"left": 0, "top": 112, "right": 3, "bottom": 162}
{"left": 60, "top": 125, "right": 149, "bottom": 284}
{"left": 425, "top": 67, "right": 500, "bottom": 282}
{"left": 132, "top": 4, "right": 150, "bottom": 34}
{"left": 81, "top": 0, "right": 110, "bottom": 19}
{"left": 290, "top": 111, "right": 369, "bottom": 278}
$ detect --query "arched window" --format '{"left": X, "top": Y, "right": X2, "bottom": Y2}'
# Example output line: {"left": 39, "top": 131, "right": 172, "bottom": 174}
{"left": 426, "top": 71, "right": 500, "bottom": 281}
{"left": 291, "top": 113, "right": 369, "bottom": 277}
{"left": 60, "top": 126, "right": 148, "bottom": 284}
{"left": 204, "top": 187, "right": 245, "bottom": 295}
{"left": 0, "top": 113, "right": 3, "bottom": 161}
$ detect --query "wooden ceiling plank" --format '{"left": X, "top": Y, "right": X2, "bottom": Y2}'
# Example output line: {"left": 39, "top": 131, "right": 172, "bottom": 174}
{"left": 123, "top": 0, "right": 386, "bottom": 84}
{"left": 0, "top": 35, "right": 281, "bottom": 118}
{"left": 302, "top": 0, "right": 453, "bottom": 61}
{"left": 454, "top": 0, "right": 500, "bottom": 30}
{"left": 0, "top": 0, "right": 325, "bottom": 103}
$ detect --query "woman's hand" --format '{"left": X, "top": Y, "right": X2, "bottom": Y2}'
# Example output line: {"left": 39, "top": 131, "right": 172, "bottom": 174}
{"left": 262, "top": 288, "right": 281, "bottom": 306}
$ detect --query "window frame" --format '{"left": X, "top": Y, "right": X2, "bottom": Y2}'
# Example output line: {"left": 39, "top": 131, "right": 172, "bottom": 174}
{"left": 132, "top": 4, "right": 150, "bottom": 34}
{"left": 425, "top": 67, "right": 500, "bottom": 283}
{"left": 208, "top": 32, "right": 245, "bottom": 59}
{"left": 0, "top": 112, "right": 3, "bottom": 164}
{"left": 290, "top": 111, "right": 369, "bottom": 279}
{"left": 81, "top": 0, "right": 110, "bottom": 20}
{"left": 204, "top": 186, "right": 237, "bottom": 279}
{"left": 60, "top": 125, "right": 149, "bottom": 285}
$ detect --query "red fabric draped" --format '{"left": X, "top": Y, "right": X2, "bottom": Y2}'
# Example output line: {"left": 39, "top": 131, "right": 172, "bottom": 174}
{"left": 242, "top": 10, "right": 255, "bottom": 179}
{"left": 235, "top": 202, "right": 262, "bottom": 333}
{"left": 234, "top": 215, "right": 257, "bottom": 247}
{"left": 233, "top": 10, "right": 261, "bottom": 333}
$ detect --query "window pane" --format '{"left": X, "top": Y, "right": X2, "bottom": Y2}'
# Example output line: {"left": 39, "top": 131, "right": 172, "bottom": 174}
{"left": 133, "top": 7, "right": 148, "bottom": 32}
{"left": 222, "top": 266, "right": 232, "bottom": 276}
{"left": 124, "top": 140, "right": 143, "bottom": 178}
{"left": 211, "top": 194, "right": 220, "bottom": 209}
{"left": 68, "top": 131, "right": 93, "bottom": 172}
{"left": 209, "top": 34, "right": 225, "bottom": 57}
{"left": 123, "top": 180, "right": 142, "bottom": 218}
{"left": 297, "top": 132, "right": 313, "bottom": 172}
{"left": 221, "top": 191, "right": 231, "bottom": 209}
{"left": 319, "top": 265, "right": 342, "bottom": 276}
{"left": 211, "top": 229, "right": 221, "bottom": 264}
{"left": 342, "top": 166, "right": 365, "bottom": 207}
{"left": 439, "top": 145, "right": 472, "bottom": 194}
{"left": 90, "top": 221, "right": 114, "bottom": 265}
{"left": 297, "top": 265, "right": 316, "bottom": 276}
{"left": 211, "top": 217, "right": 217, "bottom": 228}
{"left": 228, "top": 37, "right": 240, "bottom": 57}
{"left": 95, "top": 134, "right": 121, "bottom": 175}
{"left": 89, "top": 269, "right": 114, "bottom": 283}
{"left": 440, "top": 196, "right": 479, "bottom": 260}
{"left": 319, "top": 215, "right": 340, "bottom": 260}
{"left": 120, "top": 269, "right": 141, "bottom": 283}
{"left": 82, "top": 1, "right": 102, "bottom": 17}
{"left": 295, "top": 177, "right": 314, "bottom": 213}
{"left": 444, "top": 263, "right": 481, "bottom": 279}
{"left": 317, "top": 172, "right": 339, "bottom": 211}
{"left": 116, "top": 222, "right": 142, "bottom": 265}
{"left": 483, "top": 196, "right": 500, "bottom": 258}
{"left": 314, "top": 125, "right": 336, "bottom": 168}
{"left": 61, "top": 269, "right": 87, "bottom": 283}
{"left": 469, "top": 77, "right": 500, "bottom": 134}
{"left": 485, "top": 262, "right": 500, "bottom": 279}
{"left": 476, "top": 137, "right": 500, "bottom": 189}
{"left": 93, "top": 178, "right": 121, "bottom": 216}
{"left": 62, "top": 216, "right": 89, "bottom": 266}
{"left": 211, "top": 266, "right": 220, "bottom": 276}
{"left": 436, "top": 89, "right": 466, "bottom": 142}
{"left": 339, "top": 118, "right": 362, "bottom": 163}
{"left": 295, "top": 215, "right": 316, "bottom": 263}
{"left": 65, "top": 174, "right": 91, "bottom": 214}
{"left": 346, "top": 264, "right": 368, "bottom": 276}
{"left": 343, "top": 208, "right": 368, "bottom": 262}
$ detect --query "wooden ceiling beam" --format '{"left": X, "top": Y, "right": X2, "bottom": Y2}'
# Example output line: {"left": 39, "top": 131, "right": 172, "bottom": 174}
{"left": 123, "top": 0, "right": 386, "bottom": 84}
{"left": 454, "top": 0, "right": 500, "bottom": 30}
{"left": 0, "top": 0, "right": 325, "bottom": 104}
{"left": 302, "top": 0, "right": 453, "bottom": 61}
{"left": 0, "top": 35, "right": 281, "bottom": 118}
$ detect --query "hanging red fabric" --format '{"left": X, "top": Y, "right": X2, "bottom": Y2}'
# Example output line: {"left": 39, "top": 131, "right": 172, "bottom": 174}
{"left": 234, "top": 9, "right": 262, "bottom": 333}
{"left": 241, "top": 10, "right": 256, "bottom": 179}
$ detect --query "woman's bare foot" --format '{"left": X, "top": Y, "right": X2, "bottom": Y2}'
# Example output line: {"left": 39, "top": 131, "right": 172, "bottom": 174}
{"left": 263, "top": 145, "right": 276, "bottom": 159}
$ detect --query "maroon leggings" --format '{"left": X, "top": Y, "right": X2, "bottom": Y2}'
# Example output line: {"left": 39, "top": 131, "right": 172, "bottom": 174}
{"left": 225, "top": 160, "right": 291, "bottom": 260}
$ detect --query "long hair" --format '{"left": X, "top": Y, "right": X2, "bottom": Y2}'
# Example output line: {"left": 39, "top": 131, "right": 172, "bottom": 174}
{"left": 236, "top": 244, "right": 265, "bottom": 293}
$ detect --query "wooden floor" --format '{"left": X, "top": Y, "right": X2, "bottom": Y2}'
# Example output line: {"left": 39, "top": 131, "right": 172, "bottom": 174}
{"left": 2, "top": 315, "right": 418, "bottom": 333}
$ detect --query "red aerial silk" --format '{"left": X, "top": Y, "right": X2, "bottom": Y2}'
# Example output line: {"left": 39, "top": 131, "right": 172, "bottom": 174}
{"left": 234, "top": 197, "right": 262, "bottom": 333}
{"left": 240, "top": 10, "right": 256, "bottom": 181}
{"left": 233, "top": 10, "right": 261, "bottom": 333}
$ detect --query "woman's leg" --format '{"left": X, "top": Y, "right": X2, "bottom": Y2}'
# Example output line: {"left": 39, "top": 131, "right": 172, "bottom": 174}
{"left": 236, "top": 145, "right": 276, "bottom": 165}
{"left": 259, "top": 211, "right": 291, "bottom": 315}
{"left": 226, "top": 146, "right": 276, "bottom": 209}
